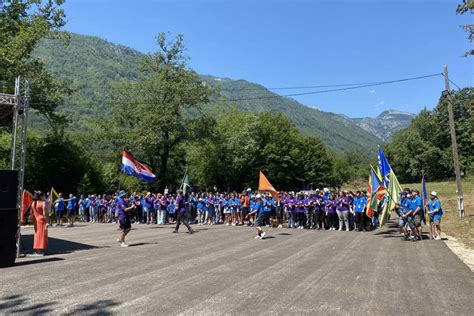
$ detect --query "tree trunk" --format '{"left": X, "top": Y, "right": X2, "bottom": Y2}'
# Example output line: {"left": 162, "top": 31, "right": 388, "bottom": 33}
{"left": 158, "top": 130, "right": 170, "bottom": 192}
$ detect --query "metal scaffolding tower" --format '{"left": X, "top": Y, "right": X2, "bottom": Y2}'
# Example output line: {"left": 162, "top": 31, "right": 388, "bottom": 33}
{"left": 0, "top": 76, "right": 30, "bottom": 257}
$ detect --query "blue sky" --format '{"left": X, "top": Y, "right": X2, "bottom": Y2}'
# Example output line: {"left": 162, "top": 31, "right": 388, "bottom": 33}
{"left": 63, "top": 0, "right": 472, "bottom": 117}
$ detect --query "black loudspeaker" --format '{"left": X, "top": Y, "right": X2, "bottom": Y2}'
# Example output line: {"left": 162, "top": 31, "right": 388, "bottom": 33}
{"left": 0, "top": 170, "right": 19, "bottom": 268}
{"left": 0, "top": 170, "right": 19, "bottom": 209}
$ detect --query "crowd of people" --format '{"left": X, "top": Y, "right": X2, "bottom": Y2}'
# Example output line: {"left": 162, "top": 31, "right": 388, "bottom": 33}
{"left": 27, "top": 186, "right": 443, "bottom": 252}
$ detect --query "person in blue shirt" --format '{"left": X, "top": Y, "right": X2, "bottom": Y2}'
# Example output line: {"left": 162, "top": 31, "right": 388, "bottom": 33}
{"left": 223, "top": 196, "right": 231, "bottom": 226}
{"left": 78, "top": 195, "right": 86, "bottom": 222}
{"left": 246, "top": 195, "right": 266, "bottom": 239}
{"left": 427, "top": 191, "right": 443, "bottom": 240}
{"left": 399, "top": 192, "right": 421, "bottom": 241}
{"left": 55, "top": 193, "right": 65, "bottom": 226}
{"left": 411, "top": 189, "right": 424, "bottom": 240}
{"left": 393, "top": 191, "right": 411, "bottom": 239}
{"left": 84, "top": 195, "right": 91, "bottom": 222}
{"left": 354, "top": 191, "right": 368, "bottom": 232}
{"left": 197, "top": 197, "right": 204, "bottom": 225}
{"left": 206, "top": 195, "right": 215, "bottom": 225}
{"left": 167, "top": 198, "right": 175, "bottom": 224}
{"left": 231, "top": 194, "right": 240, "bottom": 226}
{"left": 65, "top": 193, "right": 77, "bottom": 227}
{"left": 262, "top": 195, "right": 274, "bottom": 226}
{"left": 395, "top": 191, "right": 409, "bottom": 234}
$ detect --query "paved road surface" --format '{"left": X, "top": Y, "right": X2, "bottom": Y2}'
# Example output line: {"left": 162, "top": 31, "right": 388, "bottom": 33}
{"left": 1, "top": 221, "right": 473, "bottom": 315}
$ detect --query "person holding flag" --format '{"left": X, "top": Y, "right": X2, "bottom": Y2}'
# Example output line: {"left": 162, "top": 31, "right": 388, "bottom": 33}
{"left": 173, "top": 190, "right": 194, "bottom": 234}
{"left": 115, "top": 190, "right": 136, "bottom": 248}
{"left": 245, "top": 194, "right": 266, "bottom": 239}
{"left": 411, "top": 189, "right": 424, "bottom": 240}
{"left": 55, "top": 193, "right": 65, "bottom": 226}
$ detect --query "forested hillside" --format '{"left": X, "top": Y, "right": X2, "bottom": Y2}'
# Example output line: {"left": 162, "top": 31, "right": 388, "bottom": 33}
{"left": 32, "top": 33, "right": 380, "bottom": 153}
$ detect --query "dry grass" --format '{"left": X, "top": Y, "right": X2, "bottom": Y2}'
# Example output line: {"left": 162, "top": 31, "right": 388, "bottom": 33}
{"left": 343, "top": 176, "right": 473, "bottom": 249}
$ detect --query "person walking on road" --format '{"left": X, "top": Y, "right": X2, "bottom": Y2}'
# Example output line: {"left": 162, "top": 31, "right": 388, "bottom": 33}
{"left": 173, "top": 190, "right": 194, "bottom": 234}
{"left": 246, "top": 194, "right": 266, "bottom": 239}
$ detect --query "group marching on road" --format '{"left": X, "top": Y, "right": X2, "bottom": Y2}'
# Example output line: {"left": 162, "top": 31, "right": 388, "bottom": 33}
{"left": 26, "top": 186, "right": 443, "bottom": 254}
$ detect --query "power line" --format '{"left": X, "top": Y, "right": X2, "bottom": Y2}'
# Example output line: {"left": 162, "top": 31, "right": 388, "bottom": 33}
{"left": 219, "top": 82, "right": 382, "bottom": 91}
{"left": 27, "top": 72, "right": 444, "bottom": 107}
{"left": 441, "top": 72, "right": 463, "bottom": 90}
{"left": 449, "top": 79, "right": 462, "bottom": 90}
{"left": 222, "top": 73, "right": 443, "bottom": 102}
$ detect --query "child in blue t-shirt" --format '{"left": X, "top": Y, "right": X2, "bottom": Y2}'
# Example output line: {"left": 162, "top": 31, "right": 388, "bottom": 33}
{"left": 167, "top": 199, "right": 175, "bottom": 224}
{"left": 427, "top": 191, "right": 443, "bottom": 240}
{"left": 197, "top": 198, "right": 204, "bottom": 225}
{"left": 246, "top": 195, "right": 266, "bottom": 239}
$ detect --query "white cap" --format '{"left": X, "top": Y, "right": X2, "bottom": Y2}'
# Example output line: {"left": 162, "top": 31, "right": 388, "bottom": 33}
{"left": 246, "top": 188, "right": 252, "bottom": 192}
{"left": 323, "top": 188, "right": 329, "bottom": 193}
{"left": 430, "top": 191, "right": 437, "bottom": 197}
{"left": 256, "top": 194, "right": 262, "bottom": 199}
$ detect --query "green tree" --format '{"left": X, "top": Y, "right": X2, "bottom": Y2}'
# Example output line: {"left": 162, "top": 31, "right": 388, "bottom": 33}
{"left": 104, "top": 33, "right": 214, "bottom": 191}
{"left": 0, "top": 0, "right": 70, "bottom": 126}
{"left": 186, "top": 110, "right": 336, "bottom": 192}
{"left": 457, "top": 0, "right": 474, "bottom": 56}
{"left": 386, "top": 88, "right": 473, "bottom": 182}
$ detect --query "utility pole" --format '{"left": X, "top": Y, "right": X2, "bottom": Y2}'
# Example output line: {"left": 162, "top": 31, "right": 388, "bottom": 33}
{"left": 443, "top": 65, "right": 464, "bottom": 217}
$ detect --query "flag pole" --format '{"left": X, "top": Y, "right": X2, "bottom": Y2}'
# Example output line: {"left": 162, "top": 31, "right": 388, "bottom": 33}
{"left": 181, "top": 167, "right": 188, "bottom": 186}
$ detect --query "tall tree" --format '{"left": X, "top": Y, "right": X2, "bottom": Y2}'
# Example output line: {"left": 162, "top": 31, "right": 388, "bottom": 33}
{"left": 456, "top": 0, "right": 474, "bottom": 56}
{"left": 105, "top": 33, "right": 214, "bottom": 191}
{"left": 0, "top": 0, "right": 69, "bottom": 126}
{"left": 386, "top": 88, "right": 473, "bottom": 182}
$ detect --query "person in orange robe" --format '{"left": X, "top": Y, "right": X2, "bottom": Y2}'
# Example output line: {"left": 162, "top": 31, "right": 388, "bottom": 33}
{"left": 30, "top": 191, "right": 49, "bottom": 255}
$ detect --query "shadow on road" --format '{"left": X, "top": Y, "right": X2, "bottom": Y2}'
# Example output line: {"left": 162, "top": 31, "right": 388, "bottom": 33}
{"left": 21, "top": 235, "right": 102, "bottom": 255}
{"left": 0, "top": 294, "right": 119, "bottom": 315}
{"left": 0, "top": 295, "right": 57, "bottom": 314}
{"left": 13, "top": 257, "right": 64, "bottom": 267}
{"left": 148, "top": 226, "right": 174, "bottom": 229}
{"left": 128, "top": 242, "right": 158, "bottom": 247}
{"left": 68, "top": 299, "right": 119, "bottom": 315}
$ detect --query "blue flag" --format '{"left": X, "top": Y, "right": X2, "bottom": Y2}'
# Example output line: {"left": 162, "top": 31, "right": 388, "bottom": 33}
{"left": 377, "top": 147, "right": 391, "bottom": 187}
{"left": 422, "top": 175, "right": 428, "bottom": 204}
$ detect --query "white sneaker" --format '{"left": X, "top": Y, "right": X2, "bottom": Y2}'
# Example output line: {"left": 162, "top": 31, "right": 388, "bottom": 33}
{"left": 121, "top": 242, "right": 129, "bottom": 247}
{"left": 254, "top": 235, "right": 260, "bottom": 239}
{"left": 261, "top": 232, "right": 266, "bottom": 239}
{"left": 225, "top": 223, "right": 229, "bottom": 226}
{"left": 346, "top": 229, "right": 349, "bottom": 232}
{"left": 338, "top": 228, "right": 342, "bottom": 231}
{"left": 435, "top": 236, "right": 441, "bottom": 240}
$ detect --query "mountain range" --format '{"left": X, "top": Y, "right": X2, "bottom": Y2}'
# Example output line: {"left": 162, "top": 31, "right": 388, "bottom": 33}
{"left": 31, "top": 33, "right": 414, "bottom": 152}
{"left": 350, "top": 110, "right": 416, "bottom": 142}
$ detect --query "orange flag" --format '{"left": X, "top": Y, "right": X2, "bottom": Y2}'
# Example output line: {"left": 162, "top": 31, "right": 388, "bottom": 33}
{"left": 21, "top": 190, "right": 33, "bottom": 221}
{"left": 258, "top": 171, "right": 279, "bottom": 202}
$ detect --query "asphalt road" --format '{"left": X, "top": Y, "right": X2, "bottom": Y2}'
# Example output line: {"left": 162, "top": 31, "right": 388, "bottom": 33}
{"left": 1, "top": 220, "right": 473, "bottom": 315}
